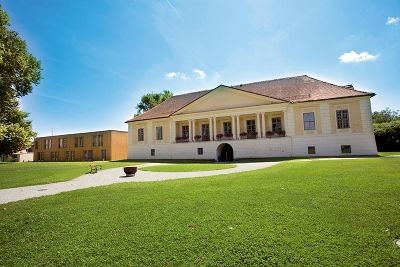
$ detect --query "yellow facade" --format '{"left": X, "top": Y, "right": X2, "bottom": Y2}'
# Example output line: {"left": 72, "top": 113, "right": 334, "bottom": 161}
{"left": 129, "top": 95, "right": 367, "bottom": 145}
{"left": 34, "top": 130, "right": 127, "bottom": 161}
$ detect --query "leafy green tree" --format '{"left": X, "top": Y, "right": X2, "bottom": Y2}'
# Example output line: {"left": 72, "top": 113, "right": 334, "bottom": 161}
{"left": 136, "top": 90, "right": 173, "bottom": 115}
{"left": 0, "top": 5, "right": 41, "bottom": 157}
{"left": 374, "top": 120, "right": 400, "bottom": 151}
{"left": 372, "top": 108, "right": 400, "bottom": 123}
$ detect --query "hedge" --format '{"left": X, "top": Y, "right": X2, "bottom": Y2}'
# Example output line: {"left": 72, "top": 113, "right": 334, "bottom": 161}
{"left": 373, "top": 120, "right": 400, "bottom": 151}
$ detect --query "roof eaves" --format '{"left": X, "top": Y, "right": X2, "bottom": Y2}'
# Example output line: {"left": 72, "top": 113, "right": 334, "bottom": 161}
{"left": 294, "top": 93, "right": 375, "bottom": 104}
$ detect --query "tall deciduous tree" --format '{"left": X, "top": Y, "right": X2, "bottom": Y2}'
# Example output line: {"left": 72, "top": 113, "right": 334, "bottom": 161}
{"left": 0, "top": 5, "right": 41, "bottom": 157}
{"left": 372, "top": 108, "right": 400, "bottom": 123}
{"left": 136, "top": 90, "right": 173, "bottom": 115}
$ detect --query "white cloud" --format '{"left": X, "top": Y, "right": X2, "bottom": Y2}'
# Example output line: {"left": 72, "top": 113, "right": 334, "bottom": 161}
{"left": 179, "top": 73, "right": 190, "bottom": 80}
{"left": 165, "top": 71, "right": 190, "bottom": 80}
{"left": 193, "top": 69, "right": 206, "bottom": 79}
{"left": 165, "top": 72, "right": 178, "bottom": 79}
{"left": 338, "top": 51, "right": 379, "bottom": 63}
{"left": 386, "top": 16, "right": 400, "bottom": 25}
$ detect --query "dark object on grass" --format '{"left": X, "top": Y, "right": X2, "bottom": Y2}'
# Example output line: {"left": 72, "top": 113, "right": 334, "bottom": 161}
{"left": 124, "top": 166, "right": 138, "bottom": 177}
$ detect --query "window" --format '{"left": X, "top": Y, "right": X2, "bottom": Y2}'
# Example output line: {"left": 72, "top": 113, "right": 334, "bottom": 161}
{"left": 156, "top": 127, "right": 163, "bottom": 140}
{"left": 341, "top": 145, "right": 351, "bottom": 154}
{"left": 303, "top": 112, "right": 316, "bottom": 130}
{"left": 38, "top": 152, "right": 44, "bottom": 161}
{"left": 197, "top": 148, "right": 203, "bottom": 155}
{"left": 75, "top": 136, "right": 84, "bottom": 147}
{"left": 101, "top": 150, "right": 106, "bottom": 160}
{"left": 151, "top": 149, "right": 155, "bottom": 156}
{"left": 98, "top": 135, "right": 103, "bottom": 146}
{"left": 92, "top": 135, "right": 98, "bottom": 147}
{"left": 83, "top": 150, "right": 93, "bottom": 161}
{"left": 336, "top": 110, "right": 350, "bottom": 129}
{"left": 35, "top": 141, "right": 38, "bottom": 149}
{"left": 223, "top": 122, "right": 232, "bottom": 135}
{"left": 308, "top": 146, "right": 316, "bottom": 154}
{"left": 54, "top": 152, "right": 59, "bottom": 161}
{"left": 50, "top": 152, "right": 55, "bottom": 161}
{"left": 45, "top": 139, "right": 52, "bottom": 149}
{"left": 138, "top": 128, "right": 144, "bottom": 141}
{"left": 246, "top": 120, "right": 256, "bottom": 134}
{"left": 201, "top": 124, "right": 209, "bottom": 137}
{"left": 92, "top": 135, "right": 103, "bottom": 147}
{"left": 66, "top": 151, "right": 75, "bottom": 161}
{"left": 59, "top": 138, "right": 67, "bottom": 148}
{"left": 272, "top": 117, "right": 282, "bottom": 132}
{"left": 182, "top": 125, "right": 189, "bottom": 138}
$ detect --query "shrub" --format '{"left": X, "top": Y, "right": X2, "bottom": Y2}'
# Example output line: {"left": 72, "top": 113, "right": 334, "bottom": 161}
{"left": 277, "top": 130, "right": 286, "bottom": 136}
{"left": 266, "top": 131, "right": 274, "bottom": 137}
{"left": 373, "top": 120, "right": 400, "bottom": 151}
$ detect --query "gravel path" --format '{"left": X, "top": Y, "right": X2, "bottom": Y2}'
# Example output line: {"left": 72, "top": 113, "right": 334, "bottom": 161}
{"left": 0, "top": 162, "right": 279, "bottom": 204}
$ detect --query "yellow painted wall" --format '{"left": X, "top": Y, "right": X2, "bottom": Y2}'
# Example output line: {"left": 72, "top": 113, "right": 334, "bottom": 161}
{"left": 175, "top": 86, "right": 281, "bottom": 115}
{"left": 329, "top": 98, "right": 362, "bottom": 134}
{"left": 194, "top": 119, "right": 210, "bottom": 136}
{"left": 110, "top": 131, "right": 128, "bottom": 160}
{"left": 293, "top": 105, "right": 321, "bottom": 135}
{"left": 152, "top": 120, "right": 170, "bottom": 143}
{"left": 34, "top": 131, "right": 127, "bottom": 161}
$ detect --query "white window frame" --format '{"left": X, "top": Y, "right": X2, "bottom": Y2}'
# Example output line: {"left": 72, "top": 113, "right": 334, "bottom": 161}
{"left": 138, "top": 128, "right": 144, "bottom": 141}
{"left": 182, "top": 125, "right": 189, "bottom": 138}
{"left": 156, "top": 126, "right": 163, "bottom": 140}
{"left": 303, "top": 112, "right": 316, "bottom": 131}
{"left": 336, "top": 109, "right": 350, "bottom": 129}
{"left": 271, "top": 117, "right": 282, "bottom": 132}
{"left": 223, "top": 121, "right": 232, "bottom": 135}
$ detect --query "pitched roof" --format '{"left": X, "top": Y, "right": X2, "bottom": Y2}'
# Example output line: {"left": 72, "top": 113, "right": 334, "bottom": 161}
{"left": 127, "top": 90, "right": 211, "bottom": 122}
{"left": 232, "top": 75, "right": 373, "bottom": 102}
{"left": 126, "top": 75, "right": 374, "bottom": 123}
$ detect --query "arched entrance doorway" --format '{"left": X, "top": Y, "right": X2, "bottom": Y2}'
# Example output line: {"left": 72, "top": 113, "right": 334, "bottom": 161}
{"left": 217, "top": 143, "right": 234, "bottom": 162}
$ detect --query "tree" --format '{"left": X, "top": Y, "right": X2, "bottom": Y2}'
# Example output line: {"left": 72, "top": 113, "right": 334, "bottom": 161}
{"left": 136, "top": 90, "right": 173, "bottom": 115}
{"left": 372, "top": 108, "right": 400, "bottom": 123}
{"left": 0, "top": 5, "right": 41, "bottom": 157}
{"left": 374, "top": 120, "right": 400, "bottom": 151}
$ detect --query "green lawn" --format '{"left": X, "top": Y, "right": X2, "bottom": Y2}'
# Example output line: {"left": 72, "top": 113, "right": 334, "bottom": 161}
{"left": 0, "top": 157, "right": 399, "bottom": 266}
{"left": 0, "top": 161, "right": 140, "bottom": 189}
{"left": 379, "top": 151, "right": 400, "bottom": 156}
{"left": 140, "top": 163, "right": 235, "bottom": 172}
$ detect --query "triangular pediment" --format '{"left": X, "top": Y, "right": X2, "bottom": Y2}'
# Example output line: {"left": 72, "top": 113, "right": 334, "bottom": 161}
{"left": 174, "top": 85, "right": 284, "bottom": 115}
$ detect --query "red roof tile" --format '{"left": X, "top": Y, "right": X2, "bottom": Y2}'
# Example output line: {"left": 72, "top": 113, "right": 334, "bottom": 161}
{"left": 232, "top": 75, "right": 373, "bottom": 102}
{"left": 126, "top": 75, "right": 374, "bottom": 122}
{"left": 126, "top": 90, "right": 211, "bottom": 122}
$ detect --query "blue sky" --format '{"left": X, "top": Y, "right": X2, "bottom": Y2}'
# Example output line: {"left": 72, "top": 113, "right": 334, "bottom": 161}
{"left": 2, "top": 0, "right": 400, "bottom": 137}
